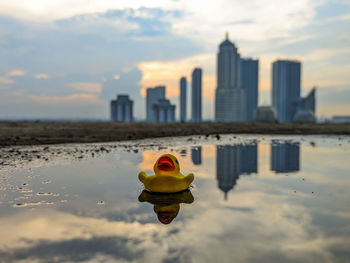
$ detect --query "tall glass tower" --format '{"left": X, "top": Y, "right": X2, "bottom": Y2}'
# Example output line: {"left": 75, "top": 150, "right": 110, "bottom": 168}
{"left": 192, "top": 68, "right": 202, "bottom": 122}
{"left": 215, "top": 33, "right": 245, "bottom": 122}
{"left": 272, "top": 60, "right": 301, "bottom": 123}
{"left": 241, "top": 58, "right": 259, "bottom": 122}
{"left": 146, "top": 86, "right": 165, "bottom": 122}
{"left": 180, "top": 77, "right": 187, "bottom": 122}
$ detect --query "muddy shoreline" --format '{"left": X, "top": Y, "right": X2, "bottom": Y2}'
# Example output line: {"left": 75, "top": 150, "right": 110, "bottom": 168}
{"left": 0, "top": 121, "right": 349, "bottom": 146}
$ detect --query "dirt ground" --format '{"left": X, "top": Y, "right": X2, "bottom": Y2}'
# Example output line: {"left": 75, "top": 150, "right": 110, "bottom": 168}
{"left": 0, "top": 121, "right": 349, "bottom": 146}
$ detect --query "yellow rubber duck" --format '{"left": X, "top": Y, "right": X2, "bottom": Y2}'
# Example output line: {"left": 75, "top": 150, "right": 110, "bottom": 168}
{"left": 138, "top": 154, "right": 194, "bottom": 193}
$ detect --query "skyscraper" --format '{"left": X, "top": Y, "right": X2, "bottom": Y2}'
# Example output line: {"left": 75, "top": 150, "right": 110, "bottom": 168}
{"left": 192, "top": 68, "right": 202, "bottom": 122}
{"left": 110, "top": 95, "right": 133, "bottom": 122}
{"left": 180, "top": 77, "right": 187, "bottom": 122}
{"left": 146, "top": 86, "right": 165, "bottom": 122}
{"left": 272, "top": 60, "right": 301, "bottom": 123}
{"left": 241, "top": 58, "right": 259, "bottom": 122}
{"left": 271, "top": 141, "right": 300, "bottom": 173}
{"left": 215, "top": 33, "right": 245, "bottom": 122}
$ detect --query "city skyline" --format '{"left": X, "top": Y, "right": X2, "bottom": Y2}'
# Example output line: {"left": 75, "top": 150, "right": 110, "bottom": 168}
{"left": 0, "top": 1, "right": 349, "bottom": 119}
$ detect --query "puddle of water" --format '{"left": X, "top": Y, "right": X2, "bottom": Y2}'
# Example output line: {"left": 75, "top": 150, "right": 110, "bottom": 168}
{"left": 0, "top": 135, "right": 349, "bottom": 262}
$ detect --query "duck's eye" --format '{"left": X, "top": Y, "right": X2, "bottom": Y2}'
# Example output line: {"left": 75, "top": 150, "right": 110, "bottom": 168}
{"left": 175, "top": 160, "right": 179, "bottom": 164}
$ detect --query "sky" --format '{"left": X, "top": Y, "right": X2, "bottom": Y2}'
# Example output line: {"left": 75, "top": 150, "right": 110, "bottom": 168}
{"left": 0, "top": 0, "right": 349, "bottom": 120}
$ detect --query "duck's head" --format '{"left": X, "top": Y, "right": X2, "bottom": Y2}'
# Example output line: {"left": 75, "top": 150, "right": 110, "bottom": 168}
{"left": 154, "top": 204, "right": 180, "bottom": 224}
{"left": 153, "top": 154, "right": 180, "bottom": 175}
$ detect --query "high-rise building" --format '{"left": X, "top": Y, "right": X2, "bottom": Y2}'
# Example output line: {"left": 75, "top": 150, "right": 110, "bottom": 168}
{"left": 146, "top": 86, "right": 165, "bottom": 122}
{"left": 192, "top": 68, "right": 202, "bottom": 122}
{"left": 241, "top": 58, "right": 259, "bottom": 122}
{"left": 272, "top": 60, "right": 301, "bottom": 123}
{"left": 302, "top": 87, "right": 316, "bottom": 114}
{"left": 293, "top": 87, "right": 316, "bottom": 123}
{"left": 295, "top": 87, "right": 316, "bottom": 114}
{"left": 271, "top": 141, "right": 300, "bottom": 173}
{"left": 215, "top": 33, "right": 245, "bottom": 122}
{"left": 110, "top": 95, "right": 133, "bottom": 122}
{"left": 191, "top": 147, "right": 202, "bottom": 165}
{"left": 180, "top": 77, "right": 187, "bottom": 122}
{"left": 152, "top": 98, "right": 176, "bottom": 123}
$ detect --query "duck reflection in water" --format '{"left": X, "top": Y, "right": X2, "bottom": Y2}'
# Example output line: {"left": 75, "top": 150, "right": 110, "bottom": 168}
{"left": 138, "top": 189, "right": 194, "bottom": 224}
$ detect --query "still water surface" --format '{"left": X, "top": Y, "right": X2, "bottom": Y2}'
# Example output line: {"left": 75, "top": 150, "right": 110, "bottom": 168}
{"left": 0, "top": 135, "right": 349, "bottom": 263}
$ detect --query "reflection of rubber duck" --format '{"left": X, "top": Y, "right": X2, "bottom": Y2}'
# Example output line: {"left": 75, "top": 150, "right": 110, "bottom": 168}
{"left": 138, "top": 189, "right": 194, "bottom": 224}
{"left": 138, "top": 154, "right": 194, "bottom": 193}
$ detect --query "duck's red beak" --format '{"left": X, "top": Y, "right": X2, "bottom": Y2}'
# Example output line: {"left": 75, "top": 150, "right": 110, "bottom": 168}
{"left": 157, "top": 156, "right": 175, "bottom": 171}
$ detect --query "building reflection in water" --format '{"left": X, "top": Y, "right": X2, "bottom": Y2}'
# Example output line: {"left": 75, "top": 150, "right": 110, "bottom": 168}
{"left": 240, "top": 144, "right": 258, "bottom": 175}
{"left": 191, "top": 146, "right": 202, "bottom": 165}
{"left": 216, "top": 144, "right": 258, "bottom": 200}
{"left": 180, "top": 149, "right": 187, "bottom": 157}
{"left": 271, "top": 141, "right": 300, "bottom": 173}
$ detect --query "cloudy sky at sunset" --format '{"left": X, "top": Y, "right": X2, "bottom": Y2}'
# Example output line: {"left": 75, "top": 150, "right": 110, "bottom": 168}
{"left": 0, "top": 0, "right": 349, "bottom": 120}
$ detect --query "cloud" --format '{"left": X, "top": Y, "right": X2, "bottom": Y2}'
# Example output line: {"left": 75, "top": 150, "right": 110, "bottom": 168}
{"left": 7, "top": 69, "right": 26, "bottom": 76}
{"left": 138, "top": 53, "right": 215, "bottom": 99}
{"left": 0, "top": 1, "right": 322, "bottom": 44}
{"left": 0, "top": 8, "right": 201, "bottom": 119}
{"left": 0, "top": 0, "right": 182, "bottom": 21}
{"left": 0, "top": 76, "right": 14, "bottom": 84}
{"left": 29, "top": 93, "right": 101, "bottom": 105}
{"left": 170, "top": 0, "right": 320, "bottom": 47}
{"left": 68, "top": 82, "right": 102, "bottom": 94}
{"left": 34, "top": 73, "right": 49, "bottom": 79}
{"left": 0, "top": 91, "right": 107, "bottom": 119}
